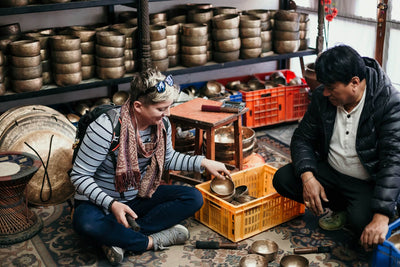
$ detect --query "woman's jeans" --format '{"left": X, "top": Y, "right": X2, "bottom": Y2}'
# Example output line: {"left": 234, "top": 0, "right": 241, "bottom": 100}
{"left": 72, "top": 185, "right": 203, "bottom": 253}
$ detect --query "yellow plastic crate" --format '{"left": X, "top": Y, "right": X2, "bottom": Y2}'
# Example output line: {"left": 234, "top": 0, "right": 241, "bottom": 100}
{"left": 195, "top": 164, "right": 305, "bottom": 242}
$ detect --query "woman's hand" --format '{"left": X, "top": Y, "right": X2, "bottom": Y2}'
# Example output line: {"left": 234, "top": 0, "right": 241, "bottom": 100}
{"left": 110, "top": 201, "right": 138, "bottom": 228}
{"left": 201, "top": 158, "right": 231, "bottom": 179}
{"left": 301, "top": 172, "right": 328, "bottom": 216}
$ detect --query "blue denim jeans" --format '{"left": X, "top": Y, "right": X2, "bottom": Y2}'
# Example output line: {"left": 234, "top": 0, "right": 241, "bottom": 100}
{"left": 72, "top": 185, "right": 203, "bottom": 253}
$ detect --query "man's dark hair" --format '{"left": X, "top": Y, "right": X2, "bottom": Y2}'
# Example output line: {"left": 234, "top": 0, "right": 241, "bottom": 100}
{"left": 315, "top": 44, "right": 366, "bottom": 85}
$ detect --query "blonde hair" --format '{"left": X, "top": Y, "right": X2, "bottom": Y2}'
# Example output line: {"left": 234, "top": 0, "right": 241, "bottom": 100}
{"left": 130, "top": 68, "right": 179, "bottom": 105}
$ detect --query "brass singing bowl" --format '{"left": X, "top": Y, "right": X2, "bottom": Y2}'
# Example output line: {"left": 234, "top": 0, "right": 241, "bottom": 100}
{"left": 96, "top": 30, "right": 126, "bottom": 47}
{"left": 111, "top": 23, "right": 137, "bottom": 37}
{"left": 181, "top": 23, "right": 208, "bottom": 36}
{"left": 51, "top": 49, "right": 81, "bottom": 64}
{"left": 168, "top": 55, "right": 179, "bottom": 68}
{"left": 118, "top": 11, "right": 138, "bottom": 25}
{"left": 262, "top": 41, "right": 273, "bottom": 53}
{"left": 152, "top": 57, "right": 169, "bottom": 71}
{"left": 53, "top": 62, "right": 82, "bottom": 74}
{"left": 299, "top": 38, "right": 309, "bottom": 51}
{"left": 54, "top": 72, "right": 82, "bottom": 86}
{"left": 11, "top": 77, "right": 43, "bottom": 93}
{"left": 81, "top": 65, "right": 95, "bottom": 80}
{"left": 96, "top": 44, "right": 125, "bottom": 58}
{"left": 10, "top": 39, "right": 41, "bottom": 57}
{"left": 151, "top": 38, "right": 168, "bottom": 50}
{"left": 188, "top": 8, "right": 213, "bottom": 24}
{"left": 240, "top": 27, "right": 261, "bottom": 38}
{"left": 261, "top": 20, "right": 272, "bottom": 31}
{"left": 181, "top": 45, "right": 207, "bottom": 55}
{"left": 261, "top": 30, "right": 272, "bottom": 42}
{"left": 274, "top": 40, "right": 300, "bottom": 54}
{"left": 186, "top": 3, "right": 212, "bottom": 10}
{"left": 240, "top": 48, "right": 262, "bottom": 59}
{"left": 274, "top": 10, "right": 300, "bottom": 22}
{"left": 280, "top": 255, "right": 309, "bottom": 267}
{"left": 81, "top": 54, "right": 95, "bottom": 66}
{"left": 23, "top": 32, "right": 51, "bottom": 48}
{"left": 244, "top": 9, "right": 271, "bottom": 22}
{"left": 70, "top": 26, "right": 96, "bottom": 42}
{"left": 165, "top": 21, "right": 180, "bottom": 36}
{"left": 213, "top": 37, "right": 241, "bottom": 52}
{"left": 180, "top": 35, "right": 208, "bottom": 46}
{"left": 49, "top": 35, "right": 81, "bottom": 51}
{"left": 212, "top": 28, "right": 239, "bottom": 41}
{"left": 124, "top": 60, "right": 135, "bottom": 73}
{"left": 96, "top": 66, "right": 126, "bottom": 80}
{"left": 274, "top": 30, "right": 300, "bottom": 41}
{"left": 214, "top": 6, "right": 238, "bottom": 15}
{"left": 151, "top": 48, "right": 168, "bottom": 61}
{"left": 299, "top": 13, "right": 309, "bottom": 22}
{"left": 0, "top": 22, "right": 21, "bottom": 35}
{"left": 167, "top": 34, "right": 179, "bottom": 45}
{"left": 112, "top": 91, "right": 130, "bottom": 105}
{"left": 288, "top": 77, "right": 304, "bottom": 86}
{"left": 81, "top": 41, "right": 95, "bottom": 54}
{"left": 299, "top": 21, "right": 310, "bottom": 31}
{"left": 181, "top": 53, "right": 207, "bottom": 67}
{"left": 10, "top": 54, "right": 41, "bottom": 67}
{"left": 210, "top": 177, "right": 235, "bottom": 196}
{"left": 241, "top": 37, "right": 262, "bottom": 49}
{"left": 213, "top": 50, "right": 240, "bottom": 63}
{"left": 40, "top": 49, "right": 49, "bottom": 61}
{"left": 125, "top": 37, "right": 136, "bottom": 49}
{"left": 167, "top": 44, "right": 179, "bottom": 56}
{"left": 150, "top": 25, "right": 167, "bottom": 41}
{"left": 212, "top": 14, "right": 240, "bottom": 29}
{"left": 235, "top": 194, "right": 256, "bottom": 204}
{"left": 0, "top": 83, "right": 6, "bottom": 96}
{"left": 239, "top": 254, "right": 268, "bottom": 267}
{"left": 274, "top": 20, "right": 300, "bottom": 32}
{"left": 124, "top": 49, "right": 136, "bottom": 60}
{"left": 248, "top": 79, "right": 265, "bottom": 90}
{"left": 239, "top": 15, "right": 261, "bottom": 28}
{"left": 201, "top": 80, "right": 223, "bottom": 97}
{"left": 250, "top": 240, "right": 279, "bottom": 262}
{"left": 11, "top": 65, "right": 42, "bottom": 80}
{"left": 96, "top": 56, "right": 124, "bottom": 67}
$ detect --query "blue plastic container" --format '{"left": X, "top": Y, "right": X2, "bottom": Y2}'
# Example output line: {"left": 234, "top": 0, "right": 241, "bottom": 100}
{"left": 372, "top": 218, "right": 400, "bottom": 266}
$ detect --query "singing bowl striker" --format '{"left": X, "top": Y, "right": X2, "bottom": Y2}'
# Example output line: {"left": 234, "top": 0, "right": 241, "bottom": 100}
{"left": 10, "top": 40, "right": 41, "bottom": 57}
{"left": 49, "top": 35, "right": 81, "bottom": 51}
{"left": 249, "top": 240, "right": 279, "bottom": 262}
{"left": 210, "top": 177, "right": 235, "bottom": 197}
{"left": 239, "top": 254, "right": 268, "bottom": 267}
{"left": 274, "top": 40, "right": 300, "bottom": 54}
{"left": 96, "top": 30, "right": 126, "bottom": 47}
{"left": 280, "top": 255, "right": 309, "bottom": 267}
{"left": 212, "top": 14, "right": 240, "bottom": 29}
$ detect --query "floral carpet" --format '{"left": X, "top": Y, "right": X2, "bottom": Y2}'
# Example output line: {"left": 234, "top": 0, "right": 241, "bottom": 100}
{"left": 0, "top": 133, "right": 372, "bottom": 266}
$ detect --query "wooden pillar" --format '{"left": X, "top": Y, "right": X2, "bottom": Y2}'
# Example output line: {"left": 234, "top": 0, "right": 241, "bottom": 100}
{"left": 316, "top": 0, "right": 324, "bottom": 53}
{"left": 138, "top": 0, "right": 152, "bottom": 71}
{"left": 375, "top": 0, "right": 388, "bottom": 65}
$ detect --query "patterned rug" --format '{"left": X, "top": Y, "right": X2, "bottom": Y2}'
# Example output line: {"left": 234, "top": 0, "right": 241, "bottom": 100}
{"left": 0, "top": 134, "right": 372, "bottom": 267}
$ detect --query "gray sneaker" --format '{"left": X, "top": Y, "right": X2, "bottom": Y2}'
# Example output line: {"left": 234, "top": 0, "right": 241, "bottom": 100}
{"left": 150, "top": 224, "right": 190, "bottom": 251}
{"left": 102, "top": 245, "right": 125, "bottom": 265}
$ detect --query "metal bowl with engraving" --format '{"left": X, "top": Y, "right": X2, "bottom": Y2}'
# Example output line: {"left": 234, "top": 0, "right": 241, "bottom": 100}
{"left": 249, "top": 240, "right": 279, "bottom": 262}
{"left": 212, "top": 14, "right": 240, "bottom": 29}
{"left": 10, "top": 40, "right": 41, "bottom": 57}
{"left": 49, "top": 35, "right": 81, "bottom": 51}
{"left": 96, "top": 30, "right": 126, "bottom": 47}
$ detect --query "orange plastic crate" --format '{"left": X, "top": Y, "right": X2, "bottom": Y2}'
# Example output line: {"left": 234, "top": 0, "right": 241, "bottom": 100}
{"left": 195, "top": 164, "right": 305, "bottom": 242}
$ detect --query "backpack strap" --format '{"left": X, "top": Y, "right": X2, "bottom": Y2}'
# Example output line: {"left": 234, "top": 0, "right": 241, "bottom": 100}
{"left": 104, "top": 108, "right": 121, "bottom": 170}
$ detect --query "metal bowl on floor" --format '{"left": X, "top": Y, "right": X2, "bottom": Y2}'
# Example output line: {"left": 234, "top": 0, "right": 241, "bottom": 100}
{"left": 280, "top": 255, "right": 309, "bottom": 267}
{"left": 249, "top": 240, "right": 279, "bottom": 262}
{"left": 239, "top": 254, "right": 268, "bottom": 267}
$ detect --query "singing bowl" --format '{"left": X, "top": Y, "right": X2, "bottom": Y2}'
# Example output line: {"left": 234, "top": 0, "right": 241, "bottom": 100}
{"left": 118, "top": 11, "right": 138, "bottom": 25}
{"left": 150, "top": 12, "right": 167, "bottom": 24}
{"left": 261, "top": 30, "right": 272, "bottom": 42}
{"left": 151, "top": 38, "right": 168, "bottom": 50}
{"left": 10, "top": 54, "right": 41, "bottom": 67}
{"left": 244, "top": 9, "right": 271, "bottom": 22}
{"left": 11, "top": 77, "right": 43, "bottom": 92}
{"left": 210, "top": 177, "right": 235, "bottom": 197}
{"left": 124, "top": 49, "right": 136, "bottom": 60}
{"left": 96, "top": 30, "right": 126, "bottom": 47}
{"left": 165, "top": 21, "right": 180, "bottom": 36}
{"left": 96, "top": 56, "right": 124, "bottom": 67}
{"left": 40, "top": 49, "right": 49, "bottom": 61}
{"left": 125, "top": 37, "right": 136, "bottom": 49}
{"left": 111, "top": 23, "right": 137, "bottom": 38}
{"left": 150, "top": 25, "right": 167, "bottom": 41}
{"left": 181, "top": 23, "right": 208, "bottom": 36}
{"left": 181, "top": 53, "right": 207, "bottom": 67}
{"left": 80, "top": 41, "right": 95, "bottom": 54}
{"left": 261, "top": 20, "right": 272, "bottom": 31}
{"left": 167, "top": 43, "right": 179, "bottom": 56}
{"left": 239, "top": 15, "right": 261, "bottom": 28}
{"left": 187, "top": 8, "right": 213, "bottom": 24}
{"left": 0, "top": 83, "right": 5, "bottom": 96}
{"left": 152, "top": 57, "right": 169, "bottom": 72}
{"left": 150, "top": 48, "right": 168, "bottom": 61}
{"left": 212, "top": 14, "right": 240, "bottom": 29}
{"left": 240, "top": 27, "right": 261, "bottom": 38}
{"left": 241, "top": 37, "right": 262, "bottom": 49}
{"left": 240, "top": 47, "right": 262, "bottom": 59}
{"left": 11, "top": 65, "right": 42, "bottom": 80}
{"left": 213, "top": 37, "right": 241, "bottom": 52}
{"left": 299, "top": 21, "right": 310, "bottom": 31}
{"left": 168, "top": 55, "right": 179, "bottom": 68}
{"left": 214, "top": 6, "right": 238, "bottom": 15}
{"left": 81, "top": 54, "right": 95, "bottom": 66}
{"left": 235, "top": 194, "right": 256, "bottom": 204}
{"left": 248, "top": 79, "right": 265, "bottom": 90}
{"left": 250, "top": 240, "right": 279, "bottom": 262}
{"left": 274, "top": 20, "right": 300, "bottom": 32}
{"left": 288, "top": 76, "right": 304, "bottom": 86}
{"left": 299, "top": 13, "right": 309, "bottom": 22}
{"left": 96, "top": 66, "right": 126, "bottom": 80}
{"left": 388, "top": 233, "right": 400, "bottom": 250}
{"left": 9, "top": 40, "right": 41, "bottom": 57}
{"left": 54, "top": 72, "right": 82, "bottom": 86}
{"left": 274, "top": 30, "right": 300, "bottom": 41}
{"left": 181, "top": 45, "right": 207, "bottom": 55}
{"left": 167, "top": 34, "right": 179, "bottom": 45}
{"left": 51, "top": 49, "right": 81, "bottom": 64}
{"left": 53, "top": 62, "right": 81, "bottom": 74}
{"left": 212, "top": 28, "right": 239, "bottom": 41}
{"left": 180, "top": 35, "right": 208, "bottom": 46}
{"left": 239, "top": 254, "right": 268, "bottom": 267}
{"left": 49, "top": 35, "right": 81, "bottom": 51}
{"left": 201, "top": 80, "right": 224, "bottom": 97}
{"left": 96, "top": 44, "right": 125, "bottom": 58}
{"left": 274, "top": 10, "right": 300, "bottom": 22}
{"left": 213, "top": 50, "right": 240, "bottom": 63}
{"left": 262, "top": 41, "right": 273, "bottom": 52}
{"left": 280, "top": 255, "right": 309, "bottom": 267}
{"left": 112, "top": 91, "right": 130, "bottom": 105}
{"left": 274, "top": 40, "right": 300, "bottom": 54}
{"left": 81, "top": 65, "right": 95, "bottom": 80}
{"left": 0, "top": 22, "right": 21, "bottom": 35}
{"left": 23, "top": 32, "right": 51, "bottom": 49}
{"left": 70, "top": 26, "right": 96, "bottom": 42}
{"left": 299, "top": 38, "right": 310, "bottom": 50}
{"left": 186, "top": 3, "right": 212, "bottom": 10}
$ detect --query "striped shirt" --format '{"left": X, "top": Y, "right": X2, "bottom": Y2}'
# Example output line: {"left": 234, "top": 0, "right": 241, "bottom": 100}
{"left": 70, "top": 108, "right": 204, "bottom": 211}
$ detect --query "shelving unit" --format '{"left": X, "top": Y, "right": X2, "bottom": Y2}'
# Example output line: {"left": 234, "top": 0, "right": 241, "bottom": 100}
{"left": 0, "top": 0, "right": 322, "bottom": 108}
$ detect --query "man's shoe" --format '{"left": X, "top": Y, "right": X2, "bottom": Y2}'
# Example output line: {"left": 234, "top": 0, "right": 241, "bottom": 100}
{"left": 102, "top": 245, "right": 125, "bottom": 265}
{"left": 319, "top": 210, "right": 347, "bottom": 231}
{"left": 150, "top": 224, "right": 190, "bottom": 251}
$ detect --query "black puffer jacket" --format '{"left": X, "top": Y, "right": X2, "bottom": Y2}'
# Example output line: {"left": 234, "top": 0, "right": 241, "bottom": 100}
{"left": 291, "top": 57, "right": 400, "bottom": 217}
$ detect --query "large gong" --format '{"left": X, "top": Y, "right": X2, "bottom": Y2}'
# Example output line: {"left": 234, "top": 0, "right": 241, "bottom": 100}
{"left": 0, "top": 105, "right": 76, "bottom": 206}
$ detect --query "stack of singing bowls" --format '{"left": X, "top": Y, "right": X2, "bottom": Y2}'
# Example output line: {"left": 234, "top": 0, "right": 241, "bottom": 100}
{"left": 239, "top": 14, "right": 262, "bottom": 59}
{"left": 245, "top": 9, "right": 273, "bottom": 57}
{"left": 164, "top": 21, "right": 180, "bottom": 68}
{"left": 24, "top": 32, "right": 53, "bottom": 85}
{"left": 9, "top": 39, "right": 43, "bottom": 92}
{"left": 149, "top": 25, "right": 168, "bottom": 71}
{"left": 71, "top": 26, "right": 96, "bottom": 80}
{"left": 211, "top": 14, "right": 240, "bottom": 63}
{"left": 273, "top": 10, "right": 300, "bottom": 54}
{"left": 0, "top": 51, "right": 5, "bottom": 95}
{"left": 299, "top": 13, "right": 310, "bottom": 50}
{"left": 118, "top": 11, "right": 138, "bottom": 26}
{"left": 95, "top": 30, "right": 126, "bottom": 80}
{"left": 111, "top": 23, "right": 137, "bottom": 73}
{"left": 180, "top": 23, "right": 208, "bottom": 67}
{"left": 50, "top": 35, "right": 82, "bottom": 86}
{"left": 187, "top": 8, "right": 214, "bottom": 62}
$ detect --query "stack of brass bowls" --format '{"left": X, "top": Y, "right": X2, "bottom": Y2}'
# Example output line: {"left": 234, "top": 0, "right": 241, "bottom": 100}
{"left": 95, "top": 30, "right": 126, "bottom": 80}
{"left": 71, "top": 26, "right": 96, "bottom": 80}
{"left": 180, "top": 23, "right": 208, "bottom": 67}
{"left": 50, "top": 35, "right": 82, "bottom": 86}
{"left": 0, "top": 51, "right": 5, "bottom": 95}
{"left": 299, "top": 13, "right": 310, "bottom": 50}
{"left": 111, "top": 23, "right": 137, "bottom": 73}
{"left": 211, "top": 14, "right": 240, "bottom": 63}
{"left": 9, "top": 39, "right": 43, "bottom": 92}
{"left": 273, "top": 10, "right": 300, "bottom": 54}
{"left": 239, "top": 14, "right": 262, "bottom": 59}
{"left": 165, "top": 21, "right": 180, "bottom": 68}
{"left": 118, "top": 11, "right": 138, "bottom": 26}
{"left": 245, "top": 9, "right": 273, "bottom": 57}
{"left": 150, "top": 25, "right": 169, "bottom": 71}
{"left": 187, "top": 7, "right": 213, "bottom": 62}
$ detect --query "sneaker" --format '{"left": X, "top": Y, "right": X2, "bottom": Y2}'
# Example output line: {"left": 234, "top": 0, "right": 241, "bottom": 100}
{"left": 150, "top": 224, "right": 190, "bottom": 251}
{"left": 319, "top": 210, "right": 347, "bottom": 231}
{"left": 102, "top": 245, "right": 125, "bottom": 265}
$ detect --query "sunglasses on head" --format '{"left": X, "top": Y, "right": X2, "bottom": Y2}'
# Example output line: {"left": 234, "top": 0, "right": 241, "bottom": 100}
{"left": 137, "top": 75, "right": 174, "bottom": 99}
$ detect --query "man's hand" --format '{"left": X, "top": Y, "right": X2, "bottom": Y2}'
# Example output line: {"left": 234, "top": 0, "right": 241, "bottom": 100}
{"left": 301, "top": 172, "right": 328, "bottom": 216}
{"left": 201, "top": 158, "right": 231, "bottom": 179}
{"left": 110, "top": 201, "right": 138, "bottom": 228}
{"left": 360, "top": 213, "right": 389, "bottom": 251}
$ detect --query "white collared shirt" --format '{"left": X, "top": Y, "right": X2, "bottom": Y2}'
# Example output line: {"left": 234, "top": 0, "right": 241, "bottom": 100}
{"left": 327, "top": 87, "right": 370, "bottom": 180}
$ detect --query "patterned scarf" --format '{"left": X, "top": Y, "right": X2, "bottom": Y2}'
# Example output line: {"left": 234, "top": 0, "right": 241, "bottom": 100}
{"left": 115, "top": 101, "right": 165, "bottom": 198}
